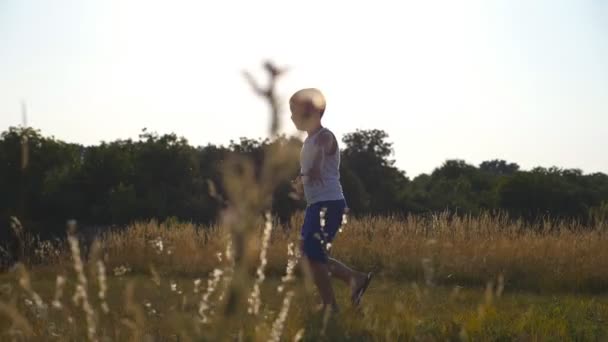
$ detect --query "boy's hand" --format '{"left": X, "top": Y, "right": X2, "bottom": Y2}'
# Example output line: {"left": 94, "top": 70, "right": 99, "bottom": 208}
{"left": 291, "top": 175, "right": 304, "bottom": 196}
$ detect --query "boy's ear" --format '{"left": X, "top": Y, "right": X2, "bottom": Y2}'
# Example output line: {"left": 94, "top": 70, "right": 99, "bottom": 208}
{"left": 305, "top": 102, "right": 316, "bottom": 117}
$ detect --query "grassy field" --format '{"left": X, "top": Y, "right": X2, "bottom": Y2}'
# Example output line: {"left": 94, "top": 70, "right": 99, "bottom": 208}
{"left": 1, "top": 213, "right": 607, "bottom": 341}
{"left": 1, "top": 273, "right": 607, "bottom": 341}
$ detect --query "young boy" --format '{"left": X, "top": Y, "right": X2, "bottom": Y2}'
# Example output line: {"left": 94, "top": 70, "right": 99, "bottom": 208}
{"left": 289, "top": 88, "right": 372, "bottom": 313}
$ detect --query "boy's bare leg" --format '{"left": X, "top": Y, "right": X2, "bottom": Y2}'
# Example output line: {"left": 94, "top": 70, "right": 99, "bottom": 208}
{"left": 306, "top": 259, "right": 339, "bottom": 312}
{"left": 327, "top": 257, "right": 368, "bottom": 298}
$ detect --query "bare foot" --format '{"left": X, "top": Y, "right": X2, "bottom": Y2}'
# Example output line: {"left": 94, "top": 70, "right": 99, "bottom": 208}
{"left": 349, "top": 273, "right": 366, "bottom": 297}
{"left": 314, "top": 303, "right": 340, "bottom": 315}
{"left": 350, "top": 272, "right": 373, "bottom": 306}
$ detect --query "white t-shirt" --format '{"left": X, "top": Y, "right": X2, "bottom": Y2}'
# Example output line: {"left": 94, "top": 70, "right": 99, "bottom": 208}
{"left": 300, "top": 127, "right": 345, "bottom": 205}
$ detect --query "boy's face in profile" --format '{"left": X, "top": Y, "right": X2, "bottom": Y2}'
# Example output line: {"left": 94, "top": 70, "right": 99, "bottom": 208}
{"left": 290, "top": 100, "right": 318, "bottom": 132}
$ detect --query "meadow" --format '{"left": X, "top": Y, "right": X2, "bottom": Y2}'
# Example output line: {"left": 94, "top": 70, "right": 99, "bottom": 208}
{"left": 2, "top": 63, "right": 607, "bottom": 341}
{"left": 1, "top": 213, "right": 607, "bottom": 341}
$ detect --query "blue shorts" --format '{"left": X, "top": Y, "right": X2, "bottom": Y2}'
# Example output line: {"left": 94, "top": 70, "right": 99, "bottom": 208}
{"left": 300, "top": 199, "right": 347, "bottom": 264}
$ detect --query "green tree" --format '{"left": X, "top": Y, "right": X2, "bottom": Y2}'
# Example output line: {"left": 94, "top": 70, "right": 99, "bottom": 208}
{"left": 479, "top": 159, "right": 520, "bottom": 175}
{"left": 0, "top": 127, "right": 83, "bottom": 236}
{"left": 341, "top": 129, "right": 409, "bottom": 215}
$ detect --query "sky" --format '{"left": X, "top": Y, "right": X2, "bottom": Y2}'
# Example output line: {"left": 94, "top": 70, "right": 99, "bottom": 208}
{"left": 1, "top": 0, "right": 607, "bottom": 177}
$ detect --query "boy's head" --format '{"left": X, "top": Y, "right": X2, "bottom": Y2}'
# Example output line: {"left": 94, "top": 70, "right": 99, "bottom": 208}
{"left": 289, "top": 88, "right": 326, "bottom": 132}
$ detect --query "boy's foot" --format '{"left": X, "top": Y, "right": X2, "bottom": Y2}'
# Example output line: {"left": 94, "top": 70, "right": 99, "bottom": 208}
{"left": 351, "top": 272, "right": 373, "bottom": 307}
{"left": 314, "top": 303, "right": 340, "bottom": 315}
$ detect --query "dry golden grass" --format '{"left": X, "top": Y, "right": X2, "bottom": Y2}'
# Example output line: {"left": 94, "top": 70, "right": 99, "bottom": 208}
{"left": 1, "top": 213, "right": 608, "bottom": 341}
{"left": 330, "top": 212, "right": 608, "bottom": 293}
{"left": 91, "top": 212, "right": 608, "bottom": 294}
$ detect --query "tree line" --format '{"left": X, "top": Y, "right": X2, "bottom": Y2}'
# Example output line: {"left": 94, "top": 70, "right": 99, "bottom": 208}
{"left": 1, "top": 126, "right": 607, "bottom": 241}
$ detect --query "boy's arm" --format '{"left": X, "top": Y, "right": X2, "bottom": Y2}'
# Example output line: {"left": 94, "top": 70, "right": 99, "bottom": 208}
{"left": 306, "top": 131, "right": 336, "bottom": 185}
{"left": 315, "top": 130, "right": 337, "bottom": 154}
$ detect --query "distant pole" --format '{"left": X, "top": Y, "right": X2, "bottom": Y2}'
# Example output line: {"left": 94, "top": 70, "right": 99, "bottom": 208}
{"left": 21, "top": 100, "right": 28, "bottom": 128}
{"left": 17, "top": 100, "right": 29, "bottom": 222}
{"left": 19, "top": 100, "right": 29, "bottom": 171}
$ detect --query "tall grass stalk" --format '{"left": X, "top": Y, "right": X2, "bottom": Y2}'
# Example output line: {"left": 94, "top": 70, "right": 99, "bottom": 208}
{"left": 248, "top": 212, "right": 273, "bottom": 315}
{"left": 67, "top": 221, "right": 98, "bottom": 342}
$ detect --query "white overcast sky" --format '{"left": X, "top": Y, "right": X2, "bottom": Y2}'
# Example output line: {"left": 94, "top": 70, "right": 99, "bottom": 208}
{"left": 1, "top": 0, "right": 607, "bottom": 177}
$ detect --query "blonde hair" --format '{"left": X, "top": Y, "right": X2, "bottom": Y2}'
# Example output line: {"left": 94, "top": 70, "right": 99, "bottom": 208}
{"left": 289, "top": 88, "right": 326, "bottom": 117}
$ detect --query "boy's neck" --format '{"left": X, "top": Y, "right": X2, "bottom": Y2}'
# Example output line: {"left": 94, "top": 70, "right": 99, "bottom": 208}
{"left": 306, "top": 123, "right": 323, "bottom": 137}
